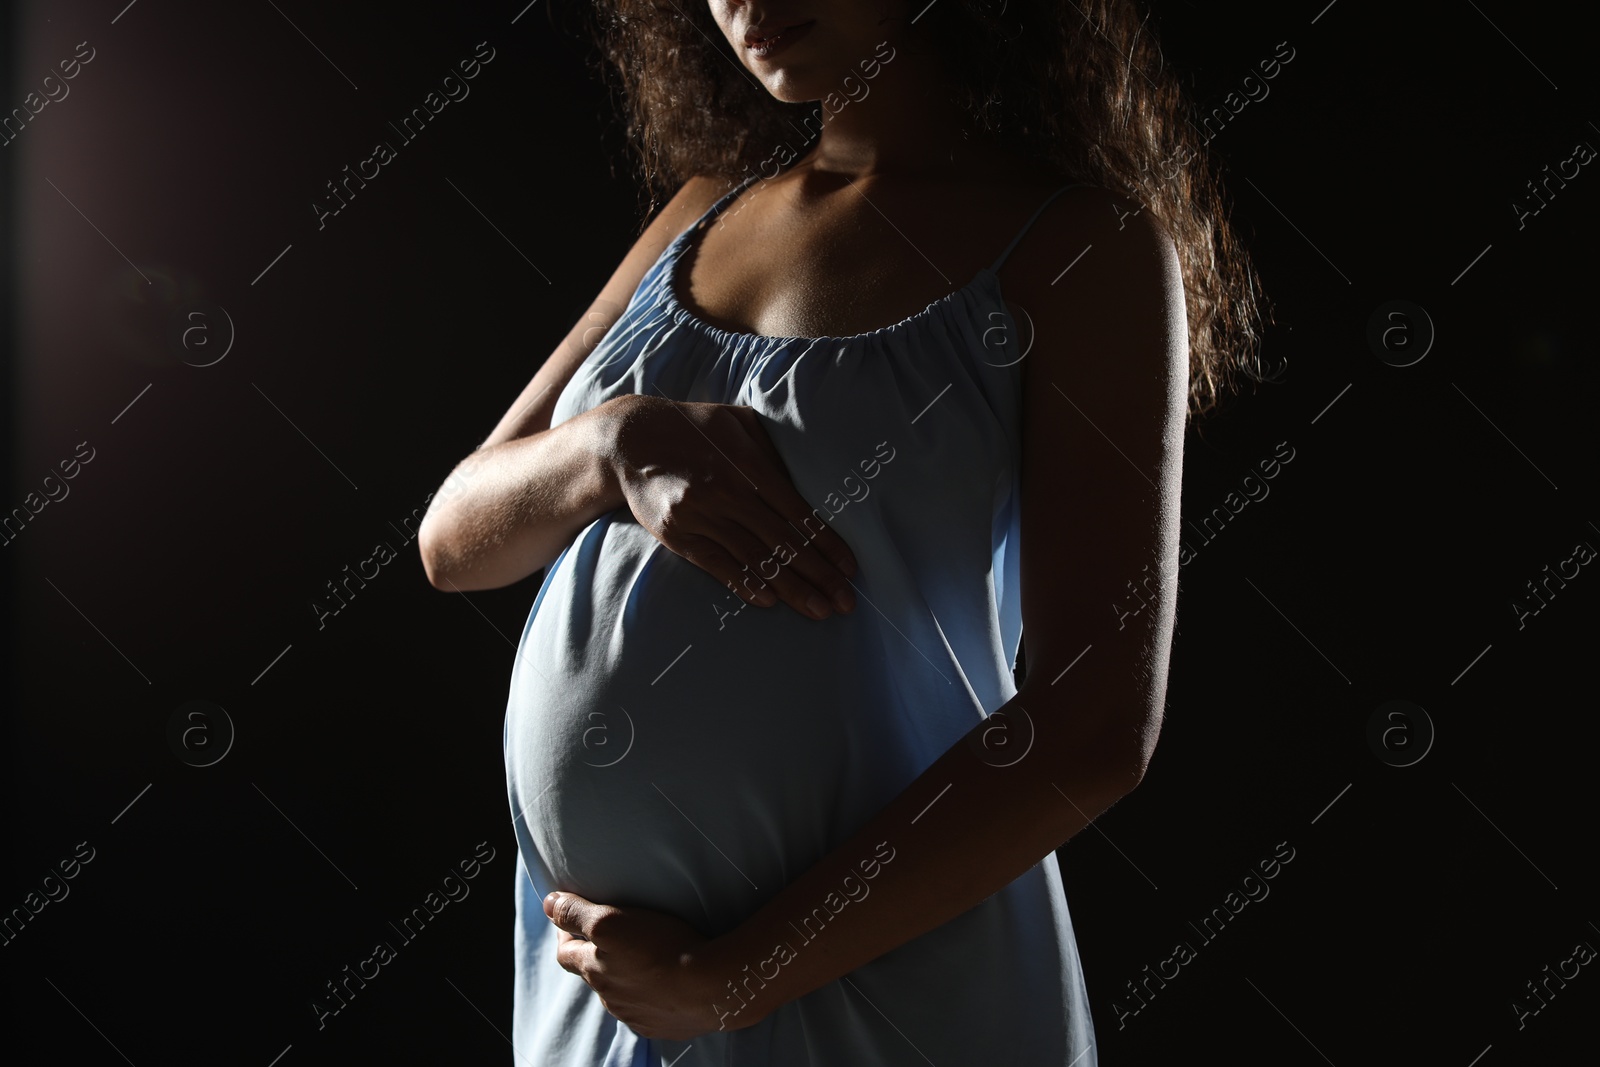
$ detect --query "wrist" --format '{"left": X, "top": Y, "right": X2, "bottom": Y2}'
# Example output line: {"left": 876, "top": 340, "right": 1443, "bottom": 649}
{"left": 697, "top": 928, "right": 776, "bottom": 1033}
{"left": 590, "top": 394, "right": 641, "bottom": 511}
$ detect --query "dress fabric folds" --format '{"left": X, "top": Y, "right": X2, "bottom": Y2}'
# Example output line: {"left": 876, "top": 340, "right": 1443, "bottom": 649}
{"left": 503, "top": 175, "right": 1099, "bottom": 1066}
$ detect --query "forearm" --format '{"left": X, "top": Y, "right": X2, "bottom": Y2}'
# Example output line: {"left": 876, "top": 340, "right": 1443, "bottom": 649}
{"left": 418, "top": 399, "right": 627, "bottom": 591}
{"left": 703, "top": 682, "right": 1145, "bottom": 1029}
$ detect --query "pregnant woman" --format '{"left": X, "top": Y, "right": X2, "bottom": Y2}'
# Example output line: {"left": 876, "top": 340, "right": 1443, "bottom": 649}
{"left": 420, "top": 1, "right": 1261, "bottom": 1064}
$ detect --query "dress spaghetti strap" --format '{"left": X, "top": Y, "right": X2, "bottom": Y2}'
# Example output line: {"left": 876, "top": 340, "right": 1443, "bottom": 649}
{"left": 989, "top": 183, "right": 1089, "bottom": 273}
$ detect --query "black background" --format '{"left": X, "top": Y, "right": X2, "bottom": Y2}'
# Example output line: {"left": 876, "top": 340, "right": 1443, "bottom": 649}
{"left": 2, "top": 2, "right": 1595, "bottom": 1064}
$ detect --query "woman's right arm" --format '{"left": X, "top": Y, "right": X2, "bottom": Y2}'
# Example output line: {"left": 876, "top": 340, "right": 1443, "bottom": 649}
{"left": 416, "top": 176, "right": 726, "bottom": 592}
{"left": 421, "top": 179, "right": 862, "bottom": 616}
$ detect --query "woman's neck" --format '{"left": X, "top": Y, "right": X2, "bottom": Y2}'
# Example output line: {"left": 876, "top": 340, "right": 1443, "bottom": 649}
{"left": 796, "top": 47, "right": 995, "bottom": 182}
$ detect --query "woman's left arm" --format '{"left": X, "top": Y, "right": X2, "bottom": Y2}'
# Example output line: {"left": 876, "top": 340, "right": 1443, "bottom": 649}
{"left": 546, "top": 195, "right": 1190, "bottom": 1041}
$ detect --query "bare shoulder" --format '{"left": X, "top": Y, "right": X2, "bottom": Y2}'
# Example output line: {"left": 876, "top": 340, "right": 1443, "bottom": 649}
{"left": 610, "top": 173, "right": 734, "bottom": 276}
{"left": 1006, "top": 180, "right": 1188, "bottom": 497}
{"left": 649, "top": 174, "right": 732, "bottom": 242}
{"left": 1004, "top": 184, "right": 1182, "bottom": 325}
{"left": 1004, "top": 183, "right": 1188, "bottom": 414}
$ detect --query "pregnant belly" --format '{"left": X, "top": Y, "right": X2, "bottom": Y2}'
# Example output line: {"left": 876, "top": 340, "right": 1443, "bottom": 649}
{"left": 505, "top": 513, "right": 907, "bottom": 933}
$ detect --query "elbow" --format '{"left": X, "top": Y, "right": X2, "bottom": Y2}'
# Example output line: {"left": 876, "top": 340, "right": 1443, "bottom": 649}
{"left": 416, "top": 521, "right": 458, "bottom": 592}
{"left": 1086, "top": 722, "right": 1159, "bottom": 801}
{"left": 1030, "top": 688, "right": 1160, "bottom": 798}
{"left": 419, "top": 545, "right": 450, "bottom": 592}
{"left": 1069, "top": 754, "right": 1145, "bottom": 817}
{"left": 1112, "top": 751, "right": 1150, "bottom": 796}
{"left": 1114, "top": 716, "right": 1162, "bottom": 794}
{"left": 417, "top": 519, "right": 527, "bottom": 592}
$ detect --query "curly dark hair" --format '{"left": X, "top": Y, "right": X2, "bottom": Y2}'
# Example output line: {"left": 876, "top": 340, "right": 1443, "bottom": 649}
{"left": 575, "top": 0, "right": 1270, "bottom": 422}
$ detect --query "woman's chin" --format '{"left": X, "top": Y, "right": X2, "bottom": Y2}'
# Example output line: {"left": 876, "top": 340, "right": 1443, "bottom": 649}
{"left": 749, "top": 68, "right": 833, "bottom": 106}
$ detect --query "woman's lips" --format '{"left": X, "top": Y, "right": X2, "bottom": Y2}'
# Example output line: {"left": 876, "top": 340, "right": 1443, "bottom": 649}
{"left": 745, "top": 21, "right": 815, "bottom": 61}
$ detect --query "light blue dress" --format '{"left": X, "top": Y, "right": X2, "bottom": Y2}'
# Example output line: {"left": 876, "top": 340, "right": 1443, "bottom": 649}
{"left": 503, "top": 174, "right": 1098, "bottom": 1066}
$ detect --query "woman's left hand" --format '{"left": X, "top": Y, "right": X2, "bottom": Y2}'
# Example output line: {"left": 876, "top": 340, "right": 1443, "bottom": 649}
{"left": 544, "top": 890, "right": 756, "bottom": 1040}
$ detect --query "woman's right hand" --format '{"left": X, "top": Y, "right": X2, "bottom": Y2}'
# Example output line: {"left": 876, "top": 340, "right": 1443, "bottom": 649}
{"left": 599, "top": 393, "right": 858, "bottom": 620}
